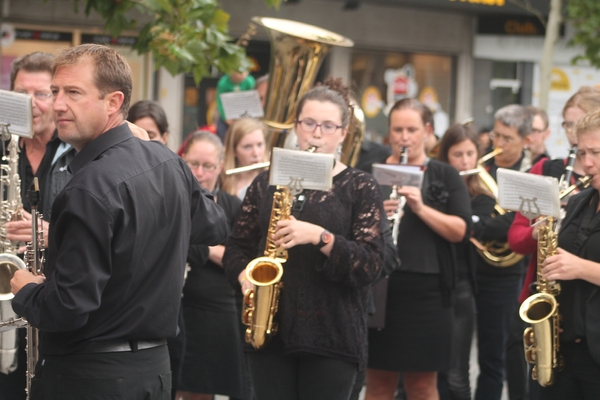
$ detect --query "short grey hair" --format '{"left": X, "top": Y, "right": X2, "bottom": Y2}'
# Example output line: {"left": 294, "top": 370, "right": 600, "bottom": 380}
{"left": 494, "top": 104, "right": 532, "bottom": 138}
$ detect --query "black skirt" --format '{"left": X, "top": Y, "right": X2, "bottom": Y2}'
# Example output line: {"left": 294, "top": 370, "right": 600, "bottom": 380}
{"left": 368, "top": 270, "right": 452, "bottom": 372}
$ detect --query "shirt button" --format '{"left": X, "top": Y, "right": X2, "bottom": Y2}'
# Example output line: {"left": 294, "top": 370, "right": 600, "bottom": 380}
{"left": 575, "top": 338, "right": 582, "bottom": 343}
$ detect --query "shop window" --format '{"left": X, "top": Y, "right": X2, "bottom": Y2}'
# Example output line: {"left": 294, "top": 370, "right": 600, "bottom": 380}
{"left": 351, "top": 49, "right": 455, "bottom": 143}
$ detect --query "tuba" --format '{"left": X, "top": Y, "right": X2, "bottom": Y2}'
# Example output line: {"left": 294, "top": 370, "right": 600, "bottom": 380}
{"left": 0, "top": 134, "right": 27, "bottom": 375}
{"left": 252, "top": 17, "right": 354, "bottom": 149}
{"left": 242, "top": 185, "right": 291, "bottom": 349}
{"left": 519, "top": 175, "right": 591, "bottom": 387}
{"left": 470, "top": 147, "right": 524, "bottom": 267}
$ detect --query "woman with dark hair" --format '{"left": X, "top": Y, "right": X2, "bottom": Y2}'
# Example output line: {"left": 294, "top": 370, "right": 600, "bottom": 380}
{"left": 223, "top": 78, "right": 384, "bottom": 400}
{"left": 127, "top": 100, "right": 170, "bottom": 144}
{"left": 437, "top": 123, "right": 496, "bottom": 400}
{"left": 365, "top": 99, "right": 472, "bottom": 400}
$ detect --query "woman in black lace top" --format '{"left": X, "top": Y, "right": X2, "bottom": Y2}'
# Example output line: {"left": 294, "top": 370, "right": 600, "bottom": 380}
{"left": 223, "top": 79, "right": 384, "bottom": 400}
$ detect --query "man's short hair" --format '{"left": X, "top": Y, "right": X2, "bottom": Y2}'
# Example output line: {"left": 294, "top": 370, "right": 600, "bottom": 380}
{"left": 526, "top": 105, "right": 549, "bottom": 130}
{"left": 494, "top": 104, "right": 532, "bottom": 138}
{"left": 10, "top": 52, "right": 55, "bottom": 90}
{"left": 575, "top": 108, "right": 600, "bottom": 138}
{"left": 54, "top": 44, "right": 132, "bottom": 117}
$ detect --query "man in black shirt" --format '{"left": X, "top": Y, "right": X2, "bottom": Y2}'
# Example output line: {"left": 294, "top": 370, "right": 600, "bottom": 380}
{"left": 10, "top": 44, "right": 227, "bottom": 399}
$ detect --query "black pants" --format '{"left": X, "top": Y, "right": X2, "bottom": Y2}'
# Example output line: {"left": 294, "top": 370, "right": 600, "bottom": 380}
{"left": 246, "top": 351, "right": 358, "bottom": 400}
{"left": 31, "top": 345, "right": 171, "bottom": 400}
{"left": 538, "top": 340, "right": 600, "bottom": 400}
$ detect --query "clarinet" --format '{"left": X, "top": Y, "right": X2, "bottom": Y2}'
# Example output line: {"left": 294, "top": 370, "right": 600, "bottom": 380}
{"left": 23, "top": 177, "right": 45, "bottom": 399}
{"left": 389, "top": 147, "right": 408, "bottom": 245}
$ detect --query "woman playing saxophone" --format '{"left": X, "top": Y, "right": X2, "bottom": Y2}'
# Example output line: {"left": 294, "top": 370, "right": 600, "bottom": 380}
{"left": 222, "top": 78, "right": 384, "bottom": 400}
{"left": 535, "top": 108, "right": 600, "bottom": 399}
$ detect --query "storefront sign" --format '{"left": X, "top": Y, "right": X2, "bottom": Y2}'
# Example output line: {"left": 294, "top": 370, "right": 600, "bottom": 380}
{"left": 450, "top": 0, "right": 504, "bottom": 6}
{"left": 81, "top": 34, "right": 137, "bottom": 46}
{"left": 478, "top": 15, "right": 558, "bottom": 36}
{"left": 15, "top": 29, "right": 72, "bottom": 42}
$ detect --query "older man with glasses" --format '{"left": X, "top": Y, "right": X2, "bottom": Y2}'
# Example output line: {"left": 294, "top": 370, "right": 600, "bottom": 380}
{"left": 473, "top": 104, "right": 532, "bottom": 400}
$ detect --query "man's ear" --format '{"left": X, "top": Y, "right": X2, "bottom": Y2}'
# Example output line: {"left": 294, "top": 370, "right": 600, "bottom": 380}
{"left": 106, "top": 91, "right": 124, "bottom": 115}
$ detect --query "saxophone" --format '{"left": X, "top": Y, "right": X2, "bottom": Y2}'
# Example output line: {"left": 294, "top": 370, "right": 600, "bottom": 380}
{"left": 0, "top": 134, "right": 27, "bottom": 375}
{"left": 242, "top": 185, "right": 292, "bottom": 349}
{"left": 519, "top": 175, "right": 591, "bottom": 387}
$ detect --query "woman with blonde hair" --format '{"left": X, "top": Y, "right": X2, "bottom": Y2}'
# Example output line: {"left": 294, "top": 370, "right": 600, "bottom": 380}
{"left": 220, "top": 118, "right": 269, "bottom": 199}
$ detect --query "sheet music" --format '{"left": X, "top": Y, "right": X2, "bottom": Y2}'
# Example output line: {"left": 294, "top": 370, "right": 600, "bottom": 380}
{"left": 220, "top": 90, "right": 264, "bottom": 120}
{"left": 371, "top": 163, "right": 424, "bottom": 189}
{"left": 497, "top": 168, "right": 560, "bottom": 218}
{"left": 269, "top": 148, "right": 333, "bottom": 192}
{"left": 0, "top": 90, "right": 33, "bottom": 138}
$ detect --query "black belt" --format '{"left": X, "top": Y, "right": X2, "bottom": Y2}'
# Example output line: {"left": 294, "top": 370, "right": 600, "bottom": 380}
{"left": 77, "top": 339, "right": 167, "bottom": 354}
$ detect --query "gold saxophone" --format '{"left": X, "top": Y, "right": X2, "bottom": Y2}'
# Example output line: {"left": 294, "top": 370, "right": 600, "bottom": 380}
{"left": 242, "top": 185, "right": 292, "bottom": 349}
{"left": 470, "top": 147, "right": 524, "bottom": 267}
{"left": 519, "top": 175, "right": 591, "bottom": 387}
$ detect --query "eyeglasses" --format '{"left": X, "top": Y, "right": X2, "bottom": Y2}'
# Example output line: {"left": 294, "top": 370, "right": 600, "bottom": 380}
{"left": 15, "top": 91, "right": 53, "bottom": 101}
{"left": 185, "top": 160, "right": 218, "bottom": 172}
{"left": 530, "top": 128, "right": 547, "bottom": 135}
{"left": 561, "top": 121, "right": 575, "bottom": 132}
{"left": 296, "top": 119, "right": 343, "bottom": 135}
{"left": 490, "top": 131, "right": 517, "bottom": 144}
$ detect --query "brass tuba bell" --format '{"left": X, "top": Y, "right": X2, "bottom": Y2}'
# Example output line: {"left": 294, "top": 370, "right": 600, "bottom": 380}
{"left": 252, "top": 17, "right": 354, "bottom": 149}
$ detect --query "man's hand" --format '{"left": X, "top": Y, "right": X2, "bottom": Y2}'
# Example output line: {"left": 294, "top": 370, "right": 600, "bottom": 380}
{"left": 11, "top": 269, "right": 45, "bottom": 295}
{"left": 5, "top": 210, "right": 49, "bottom": 251}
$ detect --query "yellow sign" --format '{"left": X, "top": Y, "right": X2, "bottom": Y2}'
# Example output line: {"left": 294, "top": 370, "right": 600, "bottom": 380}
{"left": 550, "top": 68, "right": 570, "bottom": 91}
{"left": 361, "top": 86, "right": 384, "bottom": 119}
{"left": 449, "top": 0, "right": 505, "bottom": 6}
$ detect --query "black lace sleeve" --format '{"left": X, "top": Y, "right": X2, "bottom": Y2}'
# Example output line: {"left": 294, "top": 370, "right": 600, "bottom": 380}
{"left": 222, "top": 172, "right": 268, "bottom": 289}
{"left": 318, "top": 170, "right": 384, "bottom": 287}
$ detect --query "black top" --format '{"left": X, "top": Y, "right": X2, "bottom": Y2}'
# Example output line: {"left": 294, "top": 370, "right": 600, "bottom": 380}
{"left": 479, "top": 154, "right": 529, "bottom": 275}
{"left": 183, "top": 189, "right": 241, "bottom": 308}
{"left": 455, "top": 194, "right": 496, "bottom": 281}
{"left": 17, "top": 132, "right": 63, "bottom": 216}
{"left": 12, "top": 124, "right": 228, "bottom": 356}
{"left": 395, "top": 160, "right": 472, "bottom": 274}
{"left": 223, "top": 167, "right": 384, "bottom": 369}
{"left": 557, "top": 188, "right": 600, "bottom": 341}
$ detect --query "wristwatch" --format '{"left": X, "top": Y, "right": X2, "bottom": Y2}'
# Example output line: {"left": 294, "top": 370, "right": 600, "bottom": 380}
{"left": 317, "top": 230, "right": 333, "bottom": 249}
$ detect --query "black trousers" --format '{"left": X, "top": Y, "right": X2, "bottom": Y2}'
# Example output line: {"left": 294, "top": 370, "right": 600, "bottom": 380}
{"left": 31, "top": 345, "right": 171, "bottom": 400}
{"left": 538, "top": 341, "right": 600, "bottom": 400}
{"left": 246, "top": 351, "right": 358, "bottom": 400}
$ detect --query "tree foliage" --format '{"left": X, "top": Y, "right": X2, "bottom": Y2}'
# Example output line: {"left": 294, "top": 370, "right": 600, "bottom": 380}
{"left": 66, "top": 0, "right": 281, "bottom": 83}
{"left": 567, "top": 0, "right": 600, "bottom": 68}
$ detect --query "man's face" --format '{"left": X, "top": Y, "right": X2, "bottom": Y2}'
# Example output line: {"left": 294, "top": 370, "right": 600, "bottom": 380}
{"left": 525, "top": 114, "right": 550, "bottom": 156}
{"left": 492, "top": 120, "right": 526, "bottom": 167}
{"left": 51, "top": 60, "right": 110, "bottom": 151}
{"left": 13, "top": 70, "right": 55, "bottom": 137}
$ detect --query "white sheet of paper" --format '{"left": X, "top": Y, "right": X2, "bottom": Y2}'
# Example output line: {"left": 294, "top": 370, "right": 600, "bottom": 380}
{"left": 0, "top": 90, "right": 33, "bottom": 138}
{"left": 269, "top": 148, "right": 333, "bottom": 192}
{"left": 220, "top": 90, "right": 264, "bottom": 120}
{"left": 497, "top": 168, "right": 560, "bottom": 218}
{"left": 371, "top": 163, "right": 424, "bottom": 189}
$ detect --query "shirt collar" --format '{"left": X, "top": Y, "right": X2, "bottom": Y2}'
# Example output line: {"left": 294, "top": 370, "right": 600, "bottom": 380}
{"left": 68, "top": 123, "right": 133, "bottom": 175}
